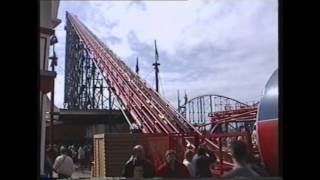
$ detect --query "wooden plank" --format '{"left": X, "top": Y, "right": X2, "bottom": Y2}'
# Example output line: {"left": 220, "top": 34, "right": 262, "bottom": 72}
{"left": 94, "top": 133, "right": 172, "bottom": 177}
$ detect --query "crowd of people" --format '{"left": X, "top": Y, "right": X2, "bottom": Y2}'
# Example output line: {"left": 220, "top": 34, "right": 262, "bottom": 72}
{"left": 43, "top": 139, "right": 268, "bottom": 179}
{"left": 122, "top": 139, "right": 268, "bottom": 178}
{"left": 44, "top": 143, "right": 93, "bottom": 179}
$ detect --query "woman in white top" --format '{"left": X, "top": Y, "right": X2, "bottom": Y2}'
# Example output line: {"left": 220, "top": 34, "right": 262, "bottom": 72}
{"left": 182, "top": 149, "right": 195, "bottom": 177}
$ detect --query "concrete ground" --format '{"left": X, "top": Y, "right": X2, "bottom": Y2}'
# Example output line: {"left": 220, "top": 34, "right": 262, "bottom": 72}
{"left": 52, "top": 164, "right": 91, "bottom": 179}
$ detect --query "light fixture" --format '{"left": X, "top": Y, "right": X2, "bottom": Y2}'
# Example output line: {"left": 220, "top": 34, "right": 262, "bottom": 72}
{"left": 49, "top": 51, "right": 58, "bottom": 67}
{"left": 50, "top": 35, "right": 58, "bottom": 45}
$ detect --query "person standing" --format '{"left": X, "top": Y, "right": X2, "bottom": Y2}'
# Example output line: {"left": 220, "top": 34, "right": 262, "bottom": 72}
{"left": 183, "top": 149, "right": 195, "bottom": 177}
{"left": 44, "top": 150, "right": 53, "bottom": 178}
{"left": 122, "top": 145, "right": 155, "bottom": 178}
{"left": 78, "top": 146, "right": 85, "bottom": 170}
{"left": 156, "top": 150, "right": 190, "bottom": 178}
{"left": 53, "top": 146, "right": 74, "bottom": 179}
{"left": 193, "top": 143, "right": 217, "bottom": 178}
{"left": 222, "top": 140, "right": 261, "bottom": 178}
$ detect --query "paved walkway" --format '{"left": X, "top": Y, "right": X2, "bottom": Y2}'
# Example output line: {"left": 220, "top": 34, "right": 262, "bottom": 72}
{"left": 52, "top": 164, "right": 91, "bottom": 179}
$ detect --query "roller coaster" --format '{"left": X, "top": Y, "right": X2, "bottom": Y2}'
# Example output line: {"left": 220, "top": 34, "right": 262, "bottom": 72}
{"left": 64, "top": 12, "right": 279, "bottom": 176}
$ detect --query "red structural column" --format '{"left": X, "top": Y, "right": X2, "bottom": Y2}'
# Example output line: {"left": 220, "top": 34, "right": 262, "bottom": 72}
{"left": 219, "top": 137, "right": 223, "bottom": 176}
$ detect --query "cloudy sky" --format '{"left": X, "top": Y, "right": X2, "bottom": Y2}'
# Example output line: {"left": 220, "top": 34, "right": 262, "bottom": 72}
{"left": 52, "top": 0, "right": 278, "bottom": 109}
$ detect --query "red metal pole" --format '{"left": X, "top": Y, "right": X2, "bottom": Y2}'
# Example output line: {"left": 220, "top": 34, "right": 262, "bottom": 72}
{"left": 219, "top": 137, "right": 223, "bottom": 176}
{"left": 246, "top": 132, "right": 253, "bottom": 153}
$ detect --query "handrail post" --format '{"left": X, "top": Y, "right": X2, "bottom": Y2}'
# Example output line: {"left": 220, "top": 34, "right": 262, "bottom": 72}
{"left": 219, "top": 136, "right": 223, "bottom": 176}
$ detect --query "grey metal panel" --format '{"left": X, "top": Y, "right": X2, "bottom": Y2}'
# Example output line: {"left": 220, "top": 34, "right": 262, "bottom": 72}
{"left": 258, "top": 69, "right": 278, "bottom": 121}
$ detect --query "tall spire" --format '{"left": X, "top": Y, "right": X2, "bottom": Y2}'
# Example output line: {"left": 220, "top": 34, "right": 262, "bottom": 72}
{"left": 135, "top": 56, "right": 139, "bottom": 74}
{"left": 152, "top": 40, "right": 160, "bottom": 92}
{"left": 155, "top": 40, "right": 159, "bottom": 62}
{"left": 184, "top": 90, "right": 188, "bottom": 105}
{"left": 178, "top": 89, "right": 181, "bottom": 111}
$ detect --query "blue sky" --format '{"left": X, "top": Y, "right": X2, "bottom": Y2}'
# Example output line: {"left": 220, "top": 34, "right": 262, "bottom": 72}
{"left": 52, "top": 0, "right": 278, "bottom": 108}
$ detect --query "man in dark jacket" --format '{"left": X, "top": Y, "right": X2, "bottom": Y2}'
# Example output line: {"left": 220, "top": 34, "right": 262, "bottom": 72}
{"left": 194, "top": 143, "right": 217, "bottom": 177}
{"left": 122, "top": 145, "right": 155, "bottom": 178}
{"left": 223, "top": 140, "right": 263, "bottom": 178}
